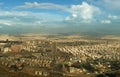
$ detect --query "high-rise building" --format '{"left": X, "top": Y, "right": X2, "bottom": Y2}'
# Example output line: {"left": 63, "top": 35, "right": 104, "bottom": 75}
{"left": 52, "top": 42, "right": 57, "bottom": 53}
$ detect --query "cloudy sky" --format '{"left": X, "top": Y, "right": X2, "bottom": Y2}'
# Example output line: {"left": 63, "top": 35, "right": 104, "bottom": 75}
{"left": 0, "top": 0, "right": 120, "bottom": 35}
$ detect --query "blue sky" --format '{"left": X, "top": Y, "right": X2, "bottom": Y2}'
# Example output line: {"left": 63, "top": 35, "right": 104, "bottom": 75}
{"left": 0, "top": 0, "right": 120, "bottom": 34}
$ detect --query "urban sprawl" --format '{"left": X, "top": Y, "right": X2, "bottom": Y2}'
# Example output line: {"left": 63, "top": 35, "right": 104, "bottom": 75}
{"left": 0, "top": 36, "right": 120, "bottom": 77}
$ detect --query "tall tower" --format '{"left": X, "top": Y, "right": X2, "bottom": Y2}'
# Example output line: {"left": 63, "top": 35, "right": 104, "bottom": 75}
{"left": 51, "top": 41, "right": 58, "bottom": 64}
{"left": 52, "top": 42, "right": 57, "bottom": 53}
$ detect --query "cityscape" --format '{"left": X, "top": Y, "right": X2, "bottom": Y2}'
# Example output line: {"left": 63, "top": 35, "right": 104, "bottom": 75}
{"left": 0, "top": 35, "right": 120, "bottom": 77}
{"left": 0, "top": 0, "right": 120, "bottom": 77}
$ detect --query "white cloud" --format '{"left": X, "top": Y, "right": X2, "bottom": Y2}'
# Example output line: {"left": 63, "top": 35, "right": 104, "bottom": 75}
{"left": 0, "top": 10, "right": 65, "bottom": 27}
{"left": 0, "top": 20, "right": 13, "bottom": 26}
{"left": 108, "top": 14, "right": 118, "bottom": 19}
{"left": 65, "top": 16, "right": 71, "bottom": 21}
{"left": 35, "top": 21, "right": 41, "bottom": 25}
{"left": 1, "top": 1, "right": 119, "bottom": 25}
{"left": 14, "top": 2, "right": 102, "bottom": 23}
{"left": 0, "top": 11, "right": 29, "bottom": 17}
{"left": 15, "top": 2, "right": 70, "bottom": 12}
{"left": 66, "top": 2, "right": 101, "bottom": 23}
{"left": 101, "top": 20, "right": 111, "bottom": 24}
{"left": 0, "top": 19, "right": 37, "bottom": 26}
{"left": 72, "top": 14, "right": 77, "bottom": 18}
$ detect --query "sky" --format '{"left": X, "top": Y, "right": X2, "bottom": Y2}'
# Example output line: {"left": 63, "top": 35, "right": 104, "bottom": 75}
{"left": 0, "top": 0, "right": 120, "bottom": 35}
